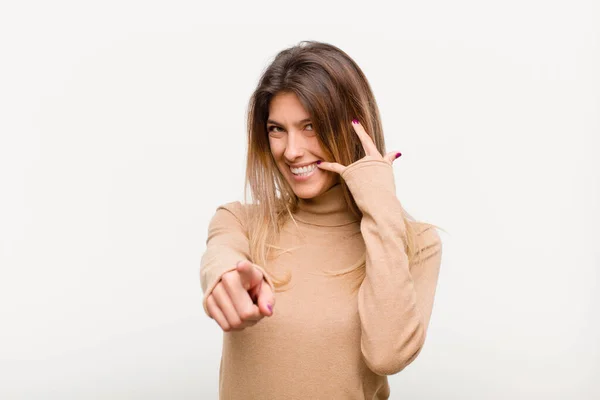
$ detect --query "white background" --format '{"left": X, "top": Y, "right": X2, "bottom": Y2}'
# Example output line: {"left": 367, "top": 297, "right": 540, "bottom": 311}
{"left": 1, "top": 1, "right": 598, "bottom": 399}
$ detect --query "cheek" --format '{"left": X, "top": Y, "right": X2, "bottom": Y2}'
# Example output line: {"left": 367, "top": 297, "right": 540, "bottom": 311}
{"left": 310, "top": 139, "right": 326, "bottom": 156}
{"left": 268, "top": 136, "right": 280, "bottom": 150}
{"left": 268, "top": 143, "right": 285, "bottom": 169}
{"left": 270, "top": 147, "right": 282, "bottom": 160}
{"left": 268, "top": 139, "right": 278, "bottom": 156}
{"left": 270, "top": 141, "right": 289, "bottom": 161}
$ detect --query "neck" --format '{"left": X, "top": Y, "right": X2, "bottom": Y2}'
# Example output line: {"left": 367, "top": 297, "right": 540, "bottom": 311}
{"left": 293, "top": 183, "right": 358, "bottom": 226}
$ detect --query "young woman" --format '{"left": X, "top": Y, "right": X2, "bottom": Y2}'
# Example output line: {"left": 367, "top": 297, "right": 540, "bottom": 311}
{"left": 200, "top": 40, "right": 444, "bottom": 399}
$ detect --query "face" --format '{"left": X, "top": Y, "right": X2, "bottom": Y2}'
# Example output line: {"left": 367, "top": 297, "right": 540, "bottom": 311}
{"left": 267, "top": 92, "right": 339, "bottom": 199}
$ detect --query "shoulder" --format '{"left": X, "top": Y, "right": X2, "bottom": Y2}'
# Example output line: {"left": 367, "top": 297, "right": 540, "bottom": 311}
{"left": 216, "top": 200, "right": 245, "bottom": 215}
{"left": 213, "top": 201, "right": 258, "bottom": 226}
{"left": 214, "top": 200, "right": 246, "bottom": 222}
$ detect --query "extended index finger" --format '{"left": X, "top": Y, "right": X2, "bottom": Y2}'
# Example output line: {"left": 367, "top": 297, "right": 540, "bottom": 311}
{"left": 219, "top": 261, "right": 263, "bottom": 321}
{"left": 235, "top": 260, "right": 263, "bottom": 290}
{"left": 351, "top": 119, "right": 380, "bottom": 157}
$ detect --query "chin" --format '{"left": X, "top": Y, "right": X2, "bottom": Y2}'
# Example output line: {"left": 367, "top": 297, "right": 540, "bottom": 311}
{"left": 289, "top": 177, "right": 332, "bottom": 200}
{"left": 294, "top": 187, "right": 322, "bottom": 199}
{"left": 279, "top": 164, "right": 334, "bottom": 199}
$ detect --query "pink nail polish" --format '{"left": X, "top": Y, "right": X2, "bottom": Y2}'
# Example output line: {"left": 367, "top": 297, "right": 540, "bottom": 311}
{"left": 267, "top": 304, "right": 273, "bottom": 313}
{"left": 316, "top": 160, "right": 321, "bottom": 164}
{"left": 352, "top": 118, "right": 359, "bottom": 124}
{"left": 395, "top": 152, "right": 402, "bottom": 159}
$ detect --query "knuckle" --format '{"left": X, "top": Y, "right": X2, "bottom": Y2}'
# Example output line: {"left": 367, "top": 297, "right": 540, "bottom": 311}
{"left": 230, "top": 318, "right": 243, "bottom": 330}
{"left": 239, "top": 308, "right": 255, "bottom": 321}
{"left": 212, "top": 283, "right": 223, "bottom": 296}
{"left": 221, "top": 271, "right": 238, "bottom": 285}
{"left": 238, "top": 310, "right": 249, "bottom": 320}
{"left": 206, "top": 298, "right": 216, "bottom": 316}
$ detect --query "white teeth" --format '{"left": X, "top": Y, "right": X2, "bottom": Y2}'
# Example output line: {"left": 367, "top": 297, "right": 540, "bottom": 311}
{"left": 290, "top": 163, "right": 316, "bottom": 175}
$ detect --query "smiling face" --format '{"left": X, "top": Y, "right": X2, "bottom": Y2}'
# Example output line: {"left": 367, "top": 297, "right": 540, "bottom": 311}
{"left": 267, "top": 91, "right": 339, "bottom": 199}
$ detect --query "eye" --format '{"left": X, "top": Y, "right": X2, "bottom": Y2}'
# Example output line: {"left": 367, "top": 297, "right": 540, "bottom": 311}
{"left": 267, "top": 124, "right": 314, "bottom": 136}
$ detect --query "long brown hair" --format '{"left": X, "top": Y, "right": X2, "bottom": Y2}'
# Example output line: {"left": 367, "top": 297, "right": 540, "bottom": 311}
{"left": 241, "top": 40, "right": 445, "bottom": 293}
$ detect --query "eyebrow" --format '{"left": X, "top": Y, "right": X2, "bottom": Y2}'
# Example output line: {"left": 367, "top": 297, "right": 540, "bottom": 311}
{"left": 266, "top": 118, "right": 312, "bottom": 127}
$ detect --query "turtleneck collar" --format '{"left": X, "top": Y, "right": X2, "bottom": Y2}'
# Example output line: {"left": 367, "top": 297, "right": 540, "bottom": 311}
{"left": 293, "top": 182, "right": 359, "bottom": 227}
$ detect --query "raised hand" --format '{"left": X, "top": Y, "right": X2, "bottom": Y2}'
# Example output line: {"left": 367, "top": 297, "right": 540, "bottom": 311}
{"left": 205, "top": 260, "right": 275, "bottom": 332}
{"left": 315, "top": 118, "right": 401, "bottom": 174}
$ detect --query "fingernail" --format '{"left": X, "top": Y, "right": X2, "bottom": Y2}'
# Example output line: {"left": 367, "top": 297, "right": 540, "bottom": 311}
{"left": 352, "top": 118, "right": 359, "bottom": 124}
{"left": 267, "top": 304, "right": 273, "bottom": 313}
{"left": 316, "top": 160, "right": 321, "bottom": 165}
{"left": 395, "top": 152, "right": 402, "bottom": 159}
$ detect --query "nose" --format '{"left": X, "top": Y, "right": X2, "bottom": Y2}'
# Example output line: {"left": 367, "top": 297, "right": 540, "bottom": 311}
{"left": 283, "top": 130, "right": 306, "bottom": 161}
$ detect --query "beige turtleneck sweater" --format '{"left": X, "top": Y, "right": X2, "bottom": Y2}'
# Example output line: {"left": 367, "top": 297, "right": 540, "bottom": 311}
{"left": 199, "top": 157, "right": 443, "bottom": 400}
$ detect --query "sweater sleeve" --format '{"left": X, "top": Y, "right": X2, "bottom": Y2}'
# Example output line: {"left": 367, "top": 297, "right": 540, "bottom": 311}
{"left": 199, "top": 201, "right": 276, "bottom": 318}
{"left": 340, "top": 156, "right": 443, "bottom": 376}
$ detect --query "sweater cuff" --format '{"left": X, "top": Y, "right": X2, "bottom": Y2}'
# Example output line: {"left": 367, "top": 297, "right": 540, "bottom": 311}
{"left": 340, "top": 157, "right": 397, "bottom": 211}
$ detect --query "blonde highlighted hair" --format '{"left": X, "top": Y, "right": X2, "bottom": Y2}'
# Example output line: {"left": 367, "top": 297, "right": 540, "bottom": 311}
{"left": 240, "top": 40, "right": 445, "bottom": 294}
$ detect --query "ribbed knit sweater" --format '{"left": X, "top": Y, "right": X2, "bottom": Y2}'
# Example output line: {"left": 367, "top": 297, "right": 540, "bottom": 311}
{"left": 200, "top": 157, "right": 443, "bottom": 399}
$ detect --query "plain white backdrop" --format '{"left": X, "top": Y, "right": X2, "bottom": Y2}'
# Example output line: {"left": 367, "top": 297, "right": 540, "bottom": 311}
{"left": 1, "top": 0, "right": 598, "bottom": 399}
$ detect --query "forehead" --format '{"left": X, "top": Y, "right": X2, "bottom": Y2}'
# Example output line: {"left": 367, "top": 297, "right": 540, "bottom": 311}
{"left": 268, "top": 92, "right": 309, "bottom": 118}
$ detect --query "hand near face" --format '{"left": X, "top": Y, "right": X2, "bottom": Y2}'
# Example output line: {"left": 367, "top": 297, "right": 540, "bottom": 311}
{"left": 315, "top": 119, "right": 401, "bottom": 175}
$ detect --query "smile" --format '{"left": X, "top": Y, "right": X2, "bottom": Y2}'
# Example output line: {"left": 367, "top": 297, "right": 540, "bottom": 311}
{"left": 290, "top": 163, "right": 318, "bottom": 180}
{"left": 290, "top": 163, "right": 317, "bottom": 175}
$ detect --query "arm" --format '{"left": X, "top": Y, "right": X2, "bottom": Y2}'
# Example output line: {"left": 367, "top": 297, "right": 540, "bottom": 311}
{"left": 340, "top": 159, "right": 443, "bottom": 376}
{"left": 199, "top": 201, "right": 276, "bottom": 317}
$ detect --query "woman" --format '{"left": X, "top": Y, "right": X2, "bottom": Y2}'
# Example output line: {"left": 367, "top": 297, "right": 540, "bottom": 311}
{"left": 200, "top": 40, "right": 444, "bottom": 400}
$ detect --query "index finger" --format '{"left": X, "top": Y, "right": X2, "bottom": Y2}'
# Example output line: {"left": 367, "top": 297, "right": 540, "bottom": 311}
{"left": 221, "top": 266, "right": 263, "bottom": 322}
{"left": 236, "top": 260, "right": 264, "bottom": 290}
{"left": 351, "top": 119, "right": 380, "bottom": 157}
